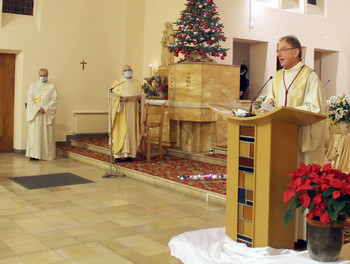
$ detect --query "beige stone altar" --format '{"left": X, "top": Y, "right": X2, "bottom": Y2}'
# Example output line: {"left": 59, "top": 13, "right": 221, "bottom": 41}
{"left": 167, "top": 63, "right": 240, "bottom": 152}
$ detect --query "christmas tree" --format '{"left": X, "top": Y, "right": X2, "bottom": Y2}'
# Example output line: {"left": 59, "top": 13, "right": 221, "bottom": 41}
{"left": 169, "top": 0, "right": 229, "bottom": 62}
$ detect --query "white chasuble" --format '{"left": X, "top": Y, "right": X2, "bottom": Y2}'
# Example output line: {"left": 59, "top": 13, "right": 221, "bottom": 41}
{"left": 26, "top": 81, "right": 58, "bottom": 160}
{"left": 265, "top": 62, "right": 329, "bottom": 165}
{"left": 265, "top": 62, "right": 329, "bottom": 241}
{"left": 110, "top": 77, "right": 141, "bottom": 158}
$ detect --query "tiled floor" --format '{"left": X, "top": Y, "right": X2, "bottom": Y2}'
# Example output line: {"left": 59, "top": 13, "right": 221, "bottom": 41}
{"left": 0, "top": 153, "right": 225, "bottom": 264}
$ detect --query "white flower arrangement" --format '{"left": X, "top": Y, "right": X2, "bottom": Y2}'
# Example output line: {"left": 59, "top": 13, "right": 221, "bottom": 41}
{"left": 327, "top": 94, "right": 350, "bottom": 125}
{"left": 254, "top": 94, "right": 267, "bottom": 110}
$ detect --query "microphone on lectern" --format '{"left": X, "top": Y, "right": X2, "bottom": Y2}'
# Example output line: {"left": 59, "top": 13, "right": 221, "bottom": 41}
{"left": 246, "top": 76, "right": 273, "bottom": 117}
{"left": 109, "top": 81, "right": 124, "bottom": 91}
{"left": 323, "top": 80, "right": 330, "bottom": 88}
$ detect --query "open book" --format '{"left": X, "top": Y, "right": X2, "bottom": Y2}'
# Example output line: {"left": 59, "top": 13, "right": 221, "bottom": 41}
{"left": 232, "top": 108, "right": 248, "bottom": 117}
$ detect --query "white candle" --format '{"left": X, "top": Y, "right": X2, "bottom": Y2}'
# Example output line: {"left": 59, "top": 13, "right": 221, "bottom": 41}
{"left": 149, "top": 64, "right": 153, "bottom": 76}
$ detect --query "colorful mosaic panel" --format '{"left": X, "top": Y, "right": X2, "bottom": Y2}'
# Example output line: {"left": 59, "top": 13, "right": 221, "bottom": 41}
{"left": 2, "top": 0, "right": 34, "bottom": 16}
{"left": 237, "top": 125, "right": 255, "bottom": 247}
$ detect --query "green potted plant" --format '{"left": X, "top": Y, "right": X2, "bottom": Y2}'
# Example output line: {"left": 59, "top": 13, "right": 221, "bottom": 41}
{"left": 283, "top": 163, "right": 350, "bottom": 261}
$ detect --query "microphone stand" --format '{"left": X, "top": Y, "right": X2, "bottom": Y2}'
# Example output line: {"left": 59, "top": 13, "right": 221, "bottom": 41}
{"left": 246, "top": 76, "right": 273, "bottom": 117}
{"left": 103, "top": 82, "right": 125, "bottom": 178}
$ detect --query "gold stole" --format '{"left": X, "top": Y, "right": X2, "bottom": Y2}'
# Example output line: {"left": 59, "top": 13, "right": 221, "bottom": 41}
{"left": 273, "top": 65, "right": 313, "bottom": 107}
{"left": 34, "top": 87, "right": 50, "bottom": 104}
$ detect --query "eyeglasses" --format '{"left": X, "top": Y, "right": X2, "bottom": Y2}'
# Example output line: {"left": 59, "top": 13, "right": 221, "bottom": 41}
{"left": 276, "top": 47, "right": 296, "bottom": 54}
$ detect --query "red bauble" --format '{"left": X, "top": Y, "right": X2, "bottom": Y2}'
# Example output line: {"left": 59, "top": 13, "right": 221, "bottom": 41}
{"left": 194, "top": 13, "right": 197, "bottom": 16}
{"left": 180, "top": 50, "right": 185, "bottom": 53}
{"left": 183, "top": 34, "right": 187, "bottom": 38}
{"left": 211, "top": 52, "right": 215, "bottom": 56}
{"left": 169, "top": 49, "right": 173, "bottom": 53}
{"left": 198, "top": 19, "right": 201, "bottom": 22}
{"left": 184, "top": 55, "right": 188, "bottom": 58}
{"left": 196, "top": 29, "right": 199, "bottom": 32}
{"left": 175, "top": 53, "right": 179, "bottom": 57}
{"left": 188, "top": 9, "right": 191, "bottom": 12}
{"left": 200, "top": 23, "right": 204, "bottom": 26}
{"left": 189, "top": 25, "right": 193, "bottom": 29}
{"left": 223, "top": 38, "right": 226, "bottom": 42}
{"left": 209, "top": 13, "right": 212, "bottom": 17}
{"left": 186, "top": 51, "right": 190, "bottom": 54}
{"left": 219, "top": 34, "right": 223, "bottom": 38}
{"left": 204, "top": 25, "right": 208, "bottom": 29}
{"left": 220, "top": 56, "right": 225, "bottom": 60}
{"left": 199, "top": 51, "right": 204, "bottom": 54}
{"left": 192, "top": 1, "right": 195, "bottom": 4}
{"left": 178, "top": 27, "right": 182, "bottom": 30}
{"left": 174, "top": 33, "right": 177, "bottom": 36}
{"left": 193, "top": 41, "right": 197, "bottom": 45}
{"left": 206, "top": 40, "right": 211, "bottom": 44}
{"left": 220, "top": 28, "right": 222, "bottom": 31}
{"left": 213, "top": 8, "right": 216, "bottom": 11}
{"left": 223, "top": 52, "right": 227, "bottom": 57}
{"left": 196, "top": 47, "right": 199, "bottom": 50}
{"left": 187, "top": 1, "right": 191, "bottom": 5}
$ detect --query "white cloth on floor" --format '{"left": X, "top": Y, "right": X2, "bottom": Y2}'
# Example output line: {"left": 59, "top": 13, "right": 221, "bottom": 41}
{"left": 168, "top": 227, "right": 349, "bottom": 264}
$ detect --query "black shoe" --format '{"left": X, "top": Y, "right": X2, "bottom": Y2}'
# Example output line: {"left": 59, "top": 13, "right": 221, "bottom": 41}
{"left": 29, "top": 157, "right": 39, "bottom": 161}
{"left": 125, "top": 157, "right": 134, "bottom": 162}
{"left": 114, "top": 158, "right": 124, "bottom": 163}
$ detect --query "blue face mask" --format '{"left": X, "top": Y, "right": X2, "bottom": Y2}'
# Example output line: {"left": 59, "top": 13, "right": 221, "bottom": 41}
{"left": 124, "top": 71, "right": 132, "bottom": 79}
{"left": 40, "top": 76, "right": 47, "bottom": 83}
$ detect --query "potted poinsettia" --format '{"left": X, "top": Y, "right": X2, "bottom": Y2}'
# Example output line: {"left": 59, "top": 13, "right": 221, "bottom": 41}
{"left": 283, "top": 163, "right": 350, "bottom": 261}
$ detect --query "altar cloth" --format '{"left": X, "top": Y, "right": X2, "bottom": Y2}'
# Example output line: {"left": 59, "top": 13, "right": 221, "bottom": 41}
{"left": 169, "top": 228, "right": 350, "bottom": 264}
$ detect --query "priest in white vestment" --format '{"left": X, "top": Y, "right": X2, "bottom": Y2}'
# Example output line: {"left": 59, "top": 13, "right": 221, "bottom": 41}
{"left": 264, "top": 35, "right": 329, "bottom": 242}
{"left": 110, "top": 65, "right": 143, "bottom": 162}
{"left": 26, "top": 68, "right": 58, "bottom": 161}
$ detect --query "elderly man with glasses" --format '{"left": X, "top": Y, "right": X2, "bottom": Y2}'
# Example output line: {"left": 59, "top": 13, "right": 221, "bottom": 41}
{"left": 264, "top": 35, "right": 329, "bottom": 242}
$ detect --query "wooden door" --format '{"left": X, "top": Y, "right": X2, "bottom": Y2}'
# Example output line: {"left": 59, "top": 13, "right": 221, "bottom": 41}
{"left": 0, "top": 54, "right": 15, "bottom": 152}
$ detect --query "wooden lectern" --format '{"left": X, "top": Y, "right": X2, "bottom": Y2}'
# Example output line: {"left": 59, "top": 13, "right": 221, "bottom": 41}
{"left": 208, "top": 104, "right": 327, "bottom": 249}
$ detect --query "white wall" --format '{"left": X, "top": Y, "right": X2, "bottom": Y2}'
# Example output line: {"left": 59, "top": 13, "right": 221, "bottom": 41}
{"left": 2, "top": 0, "right": 350, "bottom": 150}
{"left": 142, "top": 0, "right": 350, "bottom": 99}
{"left": 0, "top": 0, "right": 146, "bottom": 149}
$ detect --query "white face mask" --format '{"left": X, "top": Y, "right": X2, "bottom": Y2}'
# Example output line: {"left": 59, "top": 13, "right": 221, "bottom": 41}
{"left": 123, "top": 71, "right": 132, "bottom": 78}
{"left": 40, "top": 76, "right": 47, "bottom": 83}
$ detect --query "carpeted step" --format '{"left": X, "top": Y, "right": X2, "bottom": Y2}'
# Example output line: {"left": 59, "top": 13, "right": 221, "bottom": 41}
{"left": 71, "top": 137, "right": 227, "bottom": 166}
{"left": 56, "top": 144, "right": 227, "bottom": 205}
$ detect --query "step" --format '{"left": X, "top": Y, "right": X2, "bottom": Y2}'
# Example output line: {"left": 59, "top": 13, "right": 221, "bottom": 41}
{"left": 71, "top": 138, "right": 226, "bottom": 166}
{"left": 56, "top": 145, "right": 226, "bottom": 206}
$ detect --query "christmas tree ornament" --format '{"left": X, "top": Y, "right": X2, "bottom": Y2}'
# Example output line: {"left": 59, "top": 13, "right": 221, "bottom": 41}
{"left": 169, "top": 0, "right": 229, "bottom": 62}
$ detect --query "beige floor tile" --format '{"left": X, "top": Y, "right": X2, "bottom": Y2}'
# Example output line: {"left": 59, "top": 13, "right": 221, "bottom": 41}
{"left": 101, "top": 251, "right": 134, "bottom": 264}
{"left": 55, "top": 244, "right": 97, "bottom": 261}
{"left": 9, "top": 242, "right": 49, "bottom": 255}
{"left": 0, "top": 153, "right": 227, "bottom": 263}
{"left": 149, "top": 251, "right": 183, "bottom": 264}
{"left": 42, "top": 237, "right": 79, "bottom": 250}
{"left": 19, "top": 250, "right": 65, "bottom": 264}
{"left": 0, "top": 256, "right": 26, "bottom": 264}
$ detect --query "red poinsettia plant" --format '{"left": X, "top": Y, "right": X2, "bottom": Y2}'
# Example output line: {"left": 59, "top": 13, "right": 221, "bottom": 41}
{"left": 284, "top": 163, "right": 350, "bottom": 226}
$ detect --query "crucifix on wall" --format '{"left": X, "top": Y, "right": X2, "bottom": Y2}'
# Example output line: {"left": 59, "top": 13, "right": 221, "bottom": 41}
{"left": 80, "top": 60, "right": 87, "bottom": 70}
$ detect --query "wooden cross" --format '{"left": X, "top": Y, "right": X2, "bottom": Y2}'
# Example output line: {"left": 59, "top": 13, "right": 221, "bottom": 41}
{"left": 80, "top": 60, "right": 87, "bottom": 70}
